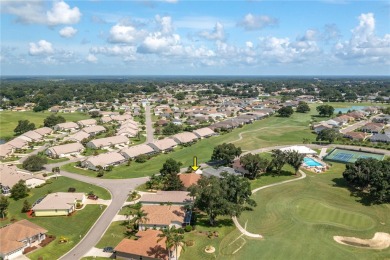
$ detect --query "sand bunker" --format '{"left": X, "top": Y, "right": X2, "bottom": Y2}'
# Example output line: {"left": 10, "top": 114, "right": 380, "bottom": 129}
{"left": 334, "top": 232, "right": 390, "bottom": 250}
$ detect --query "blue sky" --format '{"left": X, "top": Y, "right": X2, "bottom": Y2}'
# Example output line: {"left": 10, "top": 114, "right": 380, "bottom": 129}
{"left": 1, "top": 0, "right": 389, "bottom": 75}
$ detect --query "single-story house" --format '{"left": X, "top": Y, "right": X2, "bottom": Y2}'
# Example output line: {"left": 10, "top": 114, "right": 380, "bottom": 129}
{"left": 6, "top": 138, "right": 28, "bottom": 150}
{"left": 0, "top": 144, "right": 14, "bottom": 159}
{"left": 171, "top": 132, "right": 199, "bottom": 144}
{"left": 116, "top": 127, "right": 138, "bottom": 138}
{"left": 178, "top": 173, "right": 201, "bottom": 189}
{"left": 77, "top": 119, "right": 97, "bottom": 128}
{"left": 346, "top": 111, "right": 366, "bottom": 120}
{"left": 82, "top": 125, "right": 106, "bottom": 136}
{"left": 147, "top": 138, "right": 177, "bottom": 152}
{"left": 232, "top": 159, "right": 249, "bottom": 175}
{"left": 54, "top": 122, "right": 79, "bottom": 132}
{"left": 344, "top": 131, "right": 368, "bottom": 141}
{"left": 313, "top": 123, "right": 333, "bottom": 134}
{"left": 114, "top": 230, "right": 169, "bottom": 260}
{"left": 202, "top": 166, "right": 241, "bottom": 178}
{"left": 32, "top": 192, "right": 85, "bottom": 217}
{"left": 192, "top": 127, "right": 215, "bottom": 139}
{"left": 100, "top": 116, "right": 113, "bottom": 124}
{"left": 360, "top": 123, "right": 385, "bottom": 134}
{"left": 139, "top": 205, "right": 190, "bottom": 230}
{"left": 0, "top": 220, "right": 48, "bottom": 260}
{"left": 18, "top": 130, "right": 43, "bottom": 142}
{"left": 372, "top": 115, "right": 390, "bottom": 124}
{"left": 0, "top": 165, "right": 46, "bottom": 195}
{"left": 111, "top": 114, "right": 132, "bottom": 122}
{"left": 140, "top": 191, "right": 194, "bottom": 205}
{"left": 46, "top": 143, "right": 84, "bottom": 158}
{"left": 120, "top": 144, "right": 156, "bottom": 159}
{"left": 369, "top": 133, "right": 390, "bottom": 143}
{"left": 81, "top": 152, "right": 126, "bottom": 170}
{"left": 63, "top": 131, "right": 90, "bottom": 143}
{"left": 86, "top": 135, "right": 129, "bottom": 149}
{"left": 33, "top": 127, "right": 53, "bottom": 136}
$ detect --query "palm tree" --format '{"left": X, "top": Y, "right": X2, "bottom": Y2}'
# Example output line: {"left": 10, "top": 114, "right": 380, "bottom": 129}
{"left": 133, "top": 209, "right": 149, "bottom": 230}
{"left": 287, "top": 151, "right": 305, "bottom": 175}
{"left": 157, "top": 226, "right": 175, "bottom": 259}
{"left": 171, "top": 231, "right": 185, "bottom": 260}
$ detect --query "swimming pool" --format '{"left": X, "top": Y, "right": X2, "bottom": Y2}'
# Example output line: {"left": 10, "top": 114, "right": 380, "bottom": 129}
{"left": 303, "top": 157, "right": 322, "bottom": 167}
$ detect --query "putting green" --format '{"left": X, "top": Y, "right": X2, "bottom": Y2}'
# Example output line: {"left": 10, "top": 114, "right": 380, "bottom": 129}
{"left": 293, "top": 198, "right": 375, "bottom": 231}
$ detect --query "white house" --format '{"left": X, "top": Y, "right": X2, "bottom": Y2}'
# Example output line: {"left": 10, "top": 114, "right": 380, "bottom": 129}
{"left": 86, "top": 135, "right": 129, "bottom": 149}
{"left": 81, "top": 152, "right": 126, "bottom": 170}
{"left": 46, "top": 143, "right": 84, "bottom": 158}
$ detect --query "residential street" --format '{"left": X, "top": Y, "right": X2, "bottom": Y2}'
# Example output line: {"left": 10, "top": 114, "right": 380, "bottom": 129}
{"left": 339, "top": 119, "right": 369, "bottom": 134}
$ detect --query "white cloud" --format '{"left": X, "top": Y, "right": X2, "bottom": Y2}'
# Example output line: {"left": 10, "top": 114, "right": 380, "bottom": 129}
{"left": 86, "top": 54, "right": 98, "bottom": 63}
{"left": 138, "top": 33, "right": 181, "bottom": 54}
{"left": 333, "top": 13, "right": 390, "bottom": 64}
{"left": 59, "top": 26, "right": 78, "bottom": 38}
{"left": 155, "top": 15, "right": 174, "bottom": 35}
{"left": 238, "top": 13, "right": 278, "bottom": 31}
{"left": 29, "top": 40, "right": 54, "bottom": 56}
{"left": 162, "top": 0, "right": 178, "bottom": 3}
{"left": 90, "top": 45, "right": 137, "bottom": 56}
{"left": 109, "top": 23, "right": 146, "bottom": 44}
{"left": 47, "top": 1, "right": 82, "bottom": 25}
{"left": 198, "top": 22, "right": 225, "bottom": 41}
{"left": 1, "top": 0, "right": 81, "bottom": 25}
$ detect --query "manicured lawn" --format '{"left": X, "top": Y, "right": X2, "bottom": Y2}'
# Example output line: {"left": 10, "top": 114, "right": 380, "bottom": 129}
{"left": 232, "top": 164, "right": 390, "bottom": 260}
{"left": 0, "top": 111, "right": 90, "bottom": 140}
{"left": 46, "top": 157, "right": 70, "bottom": 164}
{"left": 95, "top": 221, "right": 129, "bottom": 249}
{"left": 0, "top": 177, "right": 110, "bottom": 259}
{"left": 28, "top": 205, "right": 106, "bottom": 260}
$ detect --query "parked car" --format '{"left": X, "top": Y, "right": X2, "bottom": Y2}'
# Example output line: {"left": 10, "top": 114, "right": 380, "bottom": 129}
{"left": 87, "top": 195, "right": 99, "bottom": 200}
{"left": 103, "top": 246, "right": 114, "bottom": 253}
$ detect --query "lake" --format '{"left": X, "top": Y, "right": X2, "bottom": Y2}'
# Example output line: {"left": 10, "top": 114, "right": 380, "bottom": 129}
{"left": 334, "top": 106, "right": 367, "bottom": 114}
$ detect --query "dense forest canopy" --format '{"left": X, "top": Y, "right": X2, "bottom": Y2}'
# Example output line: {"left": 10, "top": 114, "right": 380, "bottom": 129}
{"left": 0, "top": 77, "right": 389, "bottom": 108}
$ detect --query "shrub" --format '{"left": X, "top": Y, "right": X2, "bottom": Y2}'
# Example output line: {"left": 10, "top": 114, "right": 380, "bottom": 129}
{"left": 68, "top": 187, "right": 76, "bottom": 192}
{"left": 186, "top": 240, "right": 194, "bottom": 247}
{"left": 185, "top": 225, "right": 192, "bottom": 232}
{"left": 42, "top": 173, "right": 48, "bottom": 177}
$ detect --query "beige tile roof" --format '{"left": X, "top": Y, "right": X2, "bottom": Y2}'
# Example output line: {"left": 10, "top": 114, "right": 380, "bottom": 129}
{"left": 0, "top": 144, "right": 14, "bottom": 158}
{"left": 6, "top": 138, "right": 28, "bottom": 149}
{"left": 32, "top": 192, "right": 84, "bottom": 211}
{"left": 0, "top": 220, "right": 47, "bottom": 255}
{"left": 47, "top": 143, "right": 84, "bottom": 156}
{"left": 172, "top": 132, "right": 199, "bottom": 144}
{"left": 84, "top": 152, "right": 125, "bottom": 167}
{"left": 55, "top": 122, "right": 79, "bottom": 130}
{"left": 82, "top": 125, "right": 106, "bottom": 134}
{"left": 149, "top": 138, "right": 177, "bottom": 151}
{"left": 141, "top": 191, "right": 193, "bottom": 204}
{"left": 88, "top": 135, "right": 128, "bottom": 147}
{"left": 142, "top": 205, "right": 186, "bottom": 226}
{"left": 114, "top": 230, "right": 168, "bottom": 260}
{"left": 21, "top": 130, "right": 43, "bottom": 141}
{"left": 111, "top": 114, "right": 132, "bottom": 121}
{"left": 34, "top": 127, "right": 53, "bottom": 136}
{"left": 64, "top": 131, "right": 90, "bottom": 142}
{"left": 0, "top": 164, "right": 45, "bottom": 188}
{"left": 193, "top": 127, "right": 214, "bottom": 137}
{"left": 121, "top": 144, "right": 155, "bottom": 158}
{"left": 77, "top": 119, "right": 97, "bottom": 126}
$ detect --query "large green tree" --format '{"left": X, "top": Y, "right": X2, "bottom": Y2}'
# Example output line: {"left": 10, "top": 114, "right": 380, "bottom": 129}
{"left": 240, "top": 153, "right": 269, "bottom": 179}
{"left": 270, "top": 149, "right": 287, "bottom": 174}
{"left": 316, "top": 128, "right": 340, "bottom": 143}
{"left": 296, "top": 101, "right": 311, "bottom": 113}
{"left": 277, "top": 106, "right": 294, "bottom": 117}
{"left": 343, "top": 158, "right": 390, "bottom": 203}
{"left": 44, "top": 114, "right": 66, "bottom": 127}
{"left": 22, "top": 155, "right": 47, "bottom": 171}
{"left": 316, "top": 104, "right": 334, "bottom": 117}
{"left": 286, "top": 151, "right": 305, "bottom": 175}
{"left": 10, "top": 180, "right": 29, "bottom": 200}
{"left": 211, "top": 143, "right": 242, "bottom": 165}
{"left": 193, "top": 173, "right": 255, "bottom": 225}
{"left": 160, "top": 159, "right": 182, "bottom": 177}
{"left": 14, "top": 120, "right": 35, "bottom": 135}
{"left": 0, "top": 196, "right": 9, "bottom": 218}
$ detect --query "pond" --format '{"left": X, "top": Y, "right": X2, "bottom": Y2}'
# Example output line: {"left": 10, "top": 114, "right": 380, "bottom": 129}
{"left": 334, "top": 106, "right": 367, "bottom": 114}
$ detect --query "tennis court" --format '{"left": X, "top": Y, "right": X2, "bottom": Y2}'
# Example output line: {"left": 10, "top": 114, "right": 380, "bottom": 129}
{"left": 324, "top": 148, "right": 385, "bottom": 163}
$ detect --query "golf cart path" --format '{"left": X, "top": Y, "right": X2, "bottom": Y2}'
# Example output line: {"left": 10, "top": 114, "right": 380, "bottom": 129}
{"left": 232, "top": 170, "right": 307, "bottom": 238}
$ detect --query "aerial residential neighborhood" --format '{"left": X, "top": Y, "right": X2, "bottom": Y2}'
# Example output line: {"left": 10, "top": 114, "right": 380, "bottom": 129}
{"left": 1, "top": 1, "right": 390, "bottom": 260}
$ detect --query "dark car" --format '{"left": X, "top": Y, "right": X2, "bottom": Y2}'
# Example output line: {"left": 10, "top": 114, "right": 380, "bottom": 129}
{"left": 103, "top": 246, "right": 114, "bottom": 253}
{"left": 87, "top": 195, "right": 99, "bottom": 200}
